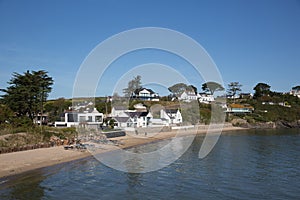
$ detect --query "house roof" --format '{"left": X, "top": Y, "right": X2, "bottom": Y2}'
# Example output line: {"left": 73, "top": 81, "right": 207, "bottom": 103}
{"left": 113, "top": 117, "right": 131, "bottom": 123}
{"left": 113, "top": 106, "right": 127, "bottom": 110}
{"left": 181, "top": 91, "right": 197, "bottom": 96}
{"left": 126, "top": 111, "right": 149, "bottom": 118}
{"left": 229, "top": 104, "right": 254, "bottom": 109}
{"left": 164, "top": 109, "right": 178, "bottom": 114}
{"left": 134, "top": 88, "right": 156, "bottom": 94}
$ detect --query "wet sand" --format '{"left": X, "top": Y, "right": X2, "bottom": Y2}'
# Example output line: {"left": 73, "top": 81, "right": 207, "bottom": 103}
{"left": 0, "top": 125, "right": 246, "bottom": 178}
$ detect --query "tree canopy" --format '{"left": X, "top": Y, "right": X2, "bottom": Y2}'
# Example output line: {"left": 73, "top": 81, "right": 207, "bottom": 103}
{"left": 44, "top": 98, "right": 71, "bottom": 122}
{"left": 253, "top": 82, "right": 271, "bottom": 98}
{"left": 0, "top": 70, "right": 53, "bottom": 120}
{"left": 227, "top": 82, "right": 242, "bottom": 96}
{"left": 292, "top": 85, "right": 300, "bottom": 91}
{"left": 201, "top": 81, "right": 224, "bottom": 95}
{"left": 123, "top": 75, "right": 142, "bottom": 97}
{"left": 168, "top": 83, "right": 197, "bottom": 96}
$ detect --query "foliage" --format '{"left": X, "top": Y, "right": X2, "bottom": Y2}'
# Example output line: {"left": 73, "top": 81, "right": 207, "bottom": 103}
{"left": 44, "top": 98, "right": 71, "bottom": 122}
{"left": 123, "top": 75, "right": 142, "bottom": 97}
{"left": 109, "top": 119, "right": 115, "bottom": 129}
{"left": 0, "top": 126, "right": 78, "bottom": 148}
{"left": 168, "top": 83, "right": 197, "bottom": 96}
{"left": 128, "top": 99, "right": 144, "bottom": 110}
{"left": 0, "top": 104, "right": 14, "bottom": 124}
{"left": 95, "top": 98, "right": 111, "bottom": 114}
{"left": 253, "top": 82, "right": 271, "bottom": 98}
{"left": 237, "top": 91, "right": 300, "bottom": 123}
{"left": 202, "top": 81, "right": 224, "bottom": 95}
{"left": 199, "top": 104, "right": 211, "bottom": 125}
{"left": 180, "top": 101, "right": 200, "bottom": 125}
{"left": 227, "top": 82, "right": 242, "bottom": 96}
{"left": 0, "top": 70, "right": 53, "bottom": 120}
{"left": 292, "top": 85, "right": 300, "bottom": 91}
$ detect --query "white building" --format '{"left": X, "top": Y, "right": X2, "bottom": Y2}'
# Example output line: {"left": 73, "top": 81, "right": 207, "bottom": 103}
{"left": 160, "top": 109, "right": 182, "bottom": 125}
{"left": 290, "top": 88, "right": 300, "bottom": 98}
{"left": 111, "top": 106, "right": 153, "bottom": 128}
{"left": 112, "top": 116, "right": 132, "bottom": 128}
{"left": 55, "top": 108, "right": 103, "bottom": 128}
{"left": 126, "top": 112, "right": 153, "bottom": 128}
{"left": 111, "top": 106, "right": 129, "bottom": 117}
{"left": 178, "top": 91, "right": 198, "bottom": 102}
{"left": 132, "top": 88, "right": 159, "bottom": 101}
{"left": 198, "top": 93, "right": 215, "bottom": 104}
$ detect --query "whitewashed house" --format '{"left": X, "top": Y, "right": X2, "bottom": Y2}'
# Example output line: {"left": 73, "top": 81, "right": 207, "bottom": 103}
{"left": 290, "top": 88, "right": 300, "bottom": 98}
{"left": 132, "top": 88, "right": 159, "bottom": 101}
{"left": 72, "top": 101, "right": 94, "bottom": 111}
{"left": 225, "top": 104, "right": 254, "bottom": 114}
{"left": 111, "top": 106, "right": 129, "bottom": 117}
{"left": 178, "top": 91, "right": 198, "bottom": 102}
{"left": 160, "top": 109, "right": 182, "bottom": 125}
{"left": 55, "top": 108, "right": 103, "bottom": 128}
{"left": 127, "top": 111, "right": 153, "bottom": 128}
{"left": 112, "top": 116, "right": 132, "bottom": 128}
{"left": 111, "top": 106, "right": 153, "bottom": 128}
{"left": 198, "top": 93, "right": 214, "bottom": 104}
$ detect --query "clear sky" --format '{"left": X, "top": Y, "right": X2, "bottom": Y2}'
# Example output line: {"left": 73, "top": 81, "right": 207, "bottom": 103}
{"left": 0, "top": 0, "right": 299, "bottom": 99}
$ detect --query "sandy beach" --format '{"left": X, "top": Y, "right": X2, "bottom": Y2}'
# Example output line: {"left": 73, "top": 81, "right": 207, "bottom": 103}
{"left": 0, "top": 125, "right": 246, "bottom": 178}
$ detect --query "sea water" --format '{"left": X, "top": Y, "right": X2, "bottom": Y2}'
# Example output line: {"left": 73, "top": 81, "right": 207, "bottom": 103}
{"left": 0, "top": 129, "right": 300, "bottom": 200}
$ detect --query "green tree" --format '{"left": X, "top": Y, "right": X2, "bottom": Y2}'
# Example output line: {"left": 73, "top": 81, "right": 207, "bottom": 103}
{"left": 253, "top": 82, "right": 271, "bottom": 98}
{"left": 1, "top": 70, "right": 54, "bottom": 121}
{"left": 292, "top": 85, "right": 300, "bottom": 91}
{"left": 168, "top": 83, "right": 197, "bottom": 96}
{"left": 168, "top": 83, "right": 188, "bottom": 96}
{"left": 227, "top": 82, "right": 242, "bottom": 97}
{"left": 44, "top": 98, "right": 71, "bottom": 122}
{"left": 95, "top": 100, "right": 111, "bottom": 115}
{"left": 202, "top": 81, "right": 224, "bottom": 95}
{"left": 109, "top": 119, "right": 115, "bottom": 129}
{"left": 123, "top": 75, "right": 142, "bottom": 97}
{"left": 188, "top": 85, "right": 198, "bottom": 94}
{"left": 227, "top": 82, "right": 242, "bottom": 103}
{"left": 0, "top": 104, "right": 14, "bottom": 124}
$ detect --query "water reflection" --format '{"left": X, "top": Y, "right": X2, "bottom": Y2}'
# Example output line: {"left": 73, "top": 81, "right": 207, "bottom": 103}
{"left": 0, "top": 129, "right": 299, "bottom": 200}
{"left": 0, "top": 170, "right": 46, "bottom": 200}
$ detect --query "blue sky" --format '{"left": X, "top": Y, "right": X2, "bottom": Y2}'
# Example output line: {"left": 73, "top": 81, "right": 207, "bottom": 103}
{"left": 0, "top": 0, "right": 299, "bottom": 99}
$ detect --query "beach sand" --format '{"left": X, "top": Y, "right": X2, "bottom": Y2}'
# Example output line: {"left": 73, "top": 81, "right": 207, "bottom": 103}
{"left": 0, "top": 125, "right": 246, "bottom": 178}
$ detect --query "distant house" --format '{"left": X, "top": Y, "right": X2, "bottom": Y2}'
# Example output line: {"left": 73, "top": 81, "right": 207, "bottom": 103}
{"left": 226, "top": 94, "right": 240, "bottom": 99}
{"left": 55, "top": 108, "right": 103, "bottom": 128}
{"left": 239, "top": 93, "right": 253, "bottom": 99}
{"left": 111, "top": 106, "right": 128, "bottom": 117}
{"left": 198, "top": 93, "right": 214, "bottom": 104}
{"left": 178, "top": 91, "right": 198, "bottom": 102}
{"left": 111, "top": 106, "right": 153, "bottom": 128}
{"left": 72, "top": 101, "right": 94, "bottom": 111}
{"left": 262, "top": 101, "right": 291, "bottom": 108}
{"left": 126, "top": 111, "right": 153, "bottom": 128}
{"left": 132, "top": 88, "right": 159, "bottom": 101}
{"left": 33, "top": 113, "right": 48, "bottom": 125}
{"left": 290, "top": 88, "right": 300, "bottom": 98}
{"left": 160, "top": 109, "right": 182, "bottom": 124}
{"left": 112, "top": 116, "right": 132, "bottom": 128}
{"left": 225, "top": 104, "right": 254, "bottom": 113}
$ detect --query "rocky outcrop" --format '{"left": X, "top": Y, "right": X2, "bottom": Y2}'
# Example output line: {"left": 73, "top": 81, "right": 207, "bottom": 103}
{"left": 231, "top": 118, "right": 248, "bottom": 127}
{"left": 275, "top": 120, "right": 300, "bottom": 128}
{"left": 231, "top": 119, "right": 300, "bottom": 129}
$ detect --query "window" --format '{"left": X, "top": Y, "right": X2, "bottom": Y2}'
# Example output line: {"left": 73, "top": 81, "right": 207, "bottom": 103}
{"left": 79, "top": 116, "right": 86, "bottom": 122}
{"left": 96, "top": 115, "right": 102, "bottom": 122}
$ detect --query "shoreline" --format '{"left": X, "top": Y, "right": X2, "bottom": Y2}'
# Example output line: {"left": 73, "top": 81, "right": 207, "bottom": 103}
{"left": 0, "top": 125, "right": 246, "bottom": 179}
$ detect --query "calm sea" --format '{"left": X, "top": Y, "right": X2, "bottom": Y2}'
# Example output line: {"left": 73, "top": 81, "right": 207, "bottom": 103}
{"left": 0, "top": 129, "right": 300, "bottom": 200}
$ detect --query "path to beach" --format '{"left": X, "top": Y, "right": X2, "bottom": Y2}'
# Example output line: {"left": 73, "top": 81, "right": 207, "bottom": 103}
{"left": 0, "top": 125, "right": 246, "bottom": 178}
